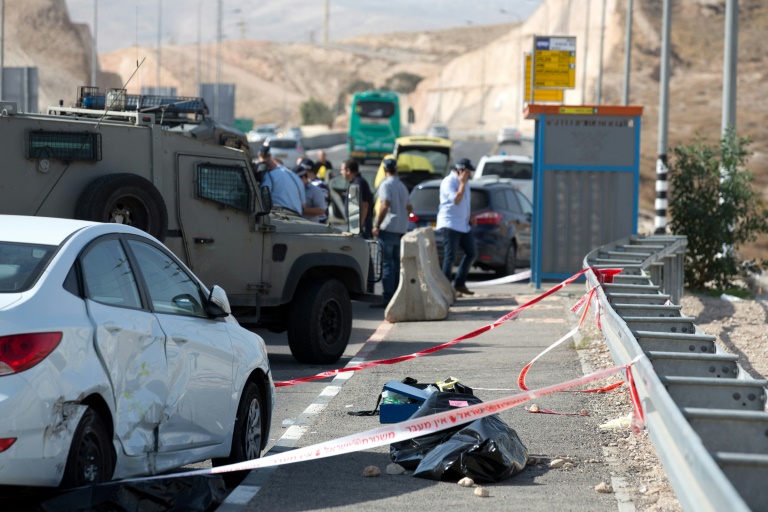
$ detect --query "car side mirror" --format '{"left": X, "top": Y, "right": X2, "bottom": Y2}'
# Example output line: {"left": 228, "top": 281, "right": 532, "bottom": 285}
{"left": 259, "top": 185, "right": 273, "bottom": 216}
{"left": 205, "top": 285, "right": 232, "bottom": 318}
{"left": 347, "top": 183, "right": 361, "bottom": 235}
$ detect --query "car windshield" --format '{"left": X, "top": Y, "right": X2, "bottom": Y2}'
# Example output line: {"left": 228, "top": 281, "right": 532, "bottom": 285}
{"left": 0, "top": 242, "right": 57, "bottom": 292}
{"left": 398, "top": 148, "right": 449, "bottom": 174}
{"left": 482, "top": 161, "right": 533, "bottom": 180}
{"left": 269, "top": 139, "right": 298, "bottom": 149}
{"left": 410, "top": 188, "right": 488, "bottom": 213}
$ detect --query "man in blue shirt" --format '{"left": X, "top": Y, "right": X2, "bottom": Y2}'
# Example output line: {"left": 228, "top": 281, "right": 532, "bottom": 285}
{"left": 258, "top": 145, "right": 305, "bottom": 215}
{"left": 294, "top": 158, "right": 328, "bottom": 222}
{"left": 372, "top": 158, "right": 412, "bottom": 307}
{"left": 436, "top": 158, "right": 477, "bottom": 296}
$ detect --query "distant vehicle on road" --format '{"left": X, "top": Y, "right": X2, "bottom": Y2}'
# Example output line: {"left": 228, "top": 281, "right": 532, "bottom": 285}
{"left": 265, "top": 135, "right": 304, "bottom": 165}
{"left": 348, "top": 90, "right": 401, "bottom": 162}
{"left": 497, "top": 126, "right": 521, "bottom": 142}
{"left": 287, "top": 126, "right": 303, "bottom": 140}
{"left": 427, "top": 123, "right": 450, "bottom": 139}
{"left": 408, "top": 178, "right": 532, "bottom": 276}
{"left": 473, "top": 154, "right": 534, "bottom": 202}
{"left": 373, "top": 135, "right": 453, "bottom": 192}
{"left": 490, "top": 135, "right": 534, "bottom": 157}
{"left": 0, "top": 216, "right": 274, "bottom": 488}
{"left": 247, "top": 123, "right": 279, "bottom": 157}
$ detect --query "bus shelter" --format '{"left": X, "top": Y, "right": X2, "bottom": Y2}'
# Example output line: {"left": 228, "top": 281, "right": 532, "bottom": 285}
{"left": 525, "top": 105, "right": 644, "bottom": 288}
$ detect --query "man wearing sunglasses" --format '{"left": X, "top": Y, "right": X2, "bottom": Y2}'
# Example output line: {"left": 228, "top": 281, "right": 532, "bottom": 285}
{"left": 436, "top": 158, "right": 477, "bottom": 296}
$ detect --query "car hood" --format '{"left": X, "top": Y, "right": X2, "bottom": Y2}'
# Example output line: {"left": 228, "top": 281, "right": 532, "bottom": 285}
{"left": 0, "top": 294, "right": 22, "bottom": 310}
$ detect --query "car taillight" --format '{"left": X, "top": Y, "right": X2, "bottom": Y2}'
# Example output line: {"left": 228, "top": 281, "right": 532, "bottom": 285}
{"left": 0, "top": 438, "right": 16, "bottom": 453}
{"left": 297, "top": 143, "right": 303, "bottom": 153}
{"left": 0, "top": 332, "right": 62, "bottom": 376}
{"left": 409, "top": 212, "right": 419, "bottom": 223}
{"left": 473, "top": 211, "right": 503, "bottom": 225}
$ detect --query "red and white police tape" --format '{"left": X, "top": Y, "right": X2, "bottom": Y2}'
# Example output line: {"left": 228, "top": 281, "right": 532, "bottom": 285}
{"left": 124, "top": 355, "right": 644, "bottom": 482}
{"left": 275, "top": 267, "right": 622, "bottom": 387}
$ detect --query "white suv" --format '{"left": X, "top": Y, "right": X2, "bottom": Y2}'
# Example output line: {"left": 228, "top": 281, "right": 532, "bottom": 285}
{"left": 473, "top": 154, "right": 534, "bottom": 202}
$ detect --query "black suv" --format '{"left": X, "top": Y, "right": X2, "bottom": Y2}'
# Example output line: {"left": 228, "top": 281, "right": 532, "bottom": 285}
{"left": 408, "top": 177, "right": 532, "bottom": 276}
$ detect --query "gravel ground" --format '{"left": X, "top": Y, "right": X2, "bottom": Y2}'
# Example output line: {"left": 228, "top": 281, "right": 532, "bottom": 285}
{"left": 572, "top": 282, "right": 768, "bottom": 511}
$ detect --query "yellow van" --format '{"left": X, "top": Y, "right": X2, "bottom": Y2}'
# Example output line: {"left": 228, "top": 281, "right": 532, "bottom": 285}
{"left": 373, "top": 135, "right": 453, "bottom": 192}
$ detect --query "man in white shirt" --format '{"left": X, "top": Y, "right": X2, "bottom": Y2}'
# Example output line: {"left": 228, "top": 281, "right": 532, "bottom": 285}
{"left": 436, "top": 158, "right": 477, "bottom": 296}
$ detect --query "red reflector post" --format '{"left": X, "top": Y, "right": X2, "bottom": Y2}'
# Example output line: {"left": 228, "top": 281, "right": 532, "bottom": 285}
{"left": 0, "top": 438, "right": 16, "bottom": 453}
{"left": 0, "top": 332, "right": 63, "bottom": 375}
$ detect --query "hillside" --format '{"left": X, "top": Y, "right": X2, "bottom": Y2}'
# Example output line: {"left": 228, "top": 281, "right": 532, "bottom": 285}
{"left": 8, "top": 0, "right": 768, "bottom": 257}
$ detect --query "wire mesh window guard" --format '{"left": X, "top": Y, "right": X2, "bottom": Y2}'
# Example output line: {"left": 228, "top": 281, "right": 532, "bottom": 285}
{"left": 28, "top": 131, "right": 102, "bottom": 161}
{"left": 196, "top": 164, "right": 252, "bottom": 212}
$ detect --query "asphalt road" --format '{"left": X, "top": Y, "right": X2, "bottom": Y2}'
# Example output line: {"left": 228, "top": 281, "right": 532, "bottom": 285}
{"left": 212, "top": 140, "right": 633, "bottom": 511}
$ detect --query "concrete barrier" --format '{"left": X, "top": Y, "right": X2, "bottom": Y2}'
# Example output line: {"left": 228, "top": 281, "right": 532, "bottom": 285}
{"left": 386, "top": 227, "right": 455, "bottom": 322}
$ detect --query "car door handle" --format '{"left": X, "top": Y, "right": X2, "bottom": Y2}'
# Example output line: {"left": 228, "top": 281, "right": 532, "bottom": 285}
{"left": 172, "top": 335, "right": 190, "bottom": 344}
{"left": 104, "top": 323, "right": 122, "bottom": 333}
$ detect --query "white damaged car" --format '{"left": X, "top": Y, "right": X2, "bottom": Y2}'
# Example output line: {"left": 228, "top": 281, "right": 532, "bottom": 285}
{"left": 0, "top": 216, "right": 274, "bottom": 488}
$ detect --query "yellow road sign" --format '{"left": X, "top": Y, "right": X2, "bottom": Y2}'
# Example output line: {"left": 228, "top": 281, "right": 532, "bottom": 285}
{"left": 525, "top": 54, "right": 565, "bottom": 102}
{"left": 533, "top": 36, "right": 576, "bottom": 89}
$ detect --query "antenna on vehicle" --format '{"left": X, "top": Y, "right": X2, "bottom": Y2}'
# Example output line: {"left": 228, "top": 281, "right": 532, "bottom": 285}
{"left": 95, "top": 57, "right": 146, "bottom": 129}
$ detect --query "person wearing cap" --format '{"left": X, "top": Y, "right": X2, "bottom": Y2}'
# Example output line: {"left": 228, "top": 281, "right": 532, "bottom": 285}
{"left": 371, "top": 158, "right": 412, "bottom": 308}
{"left": 258, "top": 144, "right": 306, "bottom": 215}
{"left": 436, "top": 157, "right": 478, "bottom": 296}
{"left": 294, "top": 158, "right": 328, "bottom": 223}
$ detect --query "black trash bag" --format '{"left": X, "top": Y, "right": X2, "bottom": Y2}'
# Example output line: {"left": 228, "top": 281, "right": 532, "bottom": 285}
{"left": 390, "top": 392, "right": 481, "bottom": 469}
{"left": 390, "top": 392, "right": 528, "bottom": 483}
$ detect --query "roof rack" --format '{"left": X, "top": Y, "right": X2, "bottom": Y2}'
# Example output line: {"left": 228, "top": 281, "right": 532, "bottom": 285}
{"left": 75, "top": 86, "right": 208, "bottom": 123}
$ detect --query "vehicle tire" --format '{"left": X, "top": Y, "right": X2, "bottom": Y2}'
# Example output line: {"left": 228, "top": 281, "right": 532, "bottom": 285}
{"left": 213, "top": 380, "right": 264, "bottom": 469}
{"left": 75, "top": 173, "right": 168, "bottom": 241}
{"left": 60, "top": 408, "right": 114, "bottom": 488}
{"left": 288, "top": 278, "right": 352, "bottom": 364}
{"left": 496, "top": 242, "right": 517, "bottom": 278}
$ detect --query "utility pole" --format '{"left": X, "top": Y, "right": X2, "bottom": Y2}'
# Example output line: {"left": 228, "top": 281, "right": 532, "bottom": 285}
{"left": 654, "top": 0, "right": 672, "bottom": 234}
{"left": 596, "top": 0, "right": 607, "bottom": 104}
{"left": 721, "top": 0, "right": 737, "bottom": 136}
{"left": 215, "top": 0, "right": 222, "bottom": 120}
{"left": 622, "top": 0, "right": 633, "bottom": 105}
{"left": 0, "top": 0, "right": 5, "bottom": 100}
{"left": 581, "top": 0, "right": 591, "bottom": 104}
{"left": 157, "top": 0, "right": 162, "bottom": 89}
{"left": 479, "top": 48, "right": 486, "bottom": 128}
{"left": 323, "top": 0, "right": 330, "bottom": 44}
{"left": 196, "top": 1, "right": 201, "bottom": 95}
{"left": 92, "top": 0, "right": 97, "bottom": 87}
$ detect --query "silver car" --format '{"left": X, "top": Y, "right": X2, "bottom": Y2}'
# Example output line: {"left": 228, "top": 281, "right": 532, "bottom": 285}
{"left": 0, "top": 216, "right": 274, "bottom": 488}
{"left": 265, "top": 135, "right": 304, "bottom": 166}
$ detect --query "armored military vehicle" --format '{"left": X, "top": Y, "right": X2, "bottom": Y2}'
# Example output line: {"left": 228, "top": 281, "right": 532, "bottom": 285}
{"left": 0, "top": 87, "right": 378, "bottom": 364}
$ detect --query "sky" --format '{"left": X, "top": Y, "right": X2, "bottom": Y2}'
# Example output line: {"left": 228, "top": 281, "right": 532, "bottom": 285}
{"left": 66, "top": 0, "right": 542, "bottom": 54}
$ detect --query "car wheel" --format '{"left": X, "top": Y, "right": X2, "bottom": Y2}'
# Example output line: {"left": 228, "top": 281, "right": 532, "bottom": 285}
{"left": 61, "top": 408, "right": 113, "bottom": 488}
{"left": 214, "top": 380, "right": 264, "bottom": 468}
{"left": 288, "top": 278, "right": 352, "bottom": 364}
{"left": 75, "top": 173, "right": 168, "bottom": 241}
{"left": 497, "top": 242, "right": 517, "bottom": 277}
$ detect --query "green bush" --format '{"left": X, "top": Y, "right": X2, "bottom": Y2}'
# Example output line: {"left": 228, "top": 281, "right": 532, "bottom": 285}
{"left": 299, "top": 98, "right": 334, "bottom": 127}
{"left": 668, "top": 128, "right": 768, "bottom": 289}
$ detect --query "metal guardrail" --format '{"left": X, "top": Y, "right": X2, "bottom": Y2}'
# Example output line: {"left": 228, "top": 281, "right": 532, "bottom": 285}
{"left": 583, "top": 234, "right": 768, "bottom": 512}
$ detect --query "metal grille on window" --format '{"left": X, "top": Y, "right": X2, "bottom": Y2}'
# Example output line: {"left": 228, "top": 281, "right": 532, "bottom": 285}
{"left": 28, "top": 131, "right": 102, "bottom": 161}
{"left": 196, "top": 164, "right": 251, "bottom": 212}
{"left": 367, "top": 239, "right": 383, "bottom": 283}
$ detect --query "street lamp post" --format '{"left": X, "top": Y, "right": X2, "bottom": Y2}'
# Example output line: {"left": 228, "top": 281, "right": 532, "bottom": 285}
{"left": 92, "top": 0, "right": 97, "bottom": 87}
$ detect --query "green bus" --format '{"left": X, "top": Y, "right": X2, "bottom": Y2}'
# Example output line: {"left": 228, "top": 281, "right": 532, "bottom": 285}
{"left": 348, "top": 90, "right": 400, "bottom": 162}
